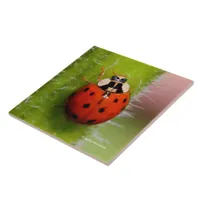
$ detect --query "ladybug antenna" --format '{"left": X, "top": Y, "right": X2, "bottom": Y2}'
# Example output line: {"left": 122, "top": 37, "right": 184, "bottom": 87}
{"left": 118, "top": 73, "right": 127, "bottom": 78}
{"left": 98, "top": 66, "right": 105, "bottom": 81}
{"left": 112, "top": 69, "right": 117, "bottom": 75}
{"left": 112, "top": 70, "right": 126, "bottom": 78}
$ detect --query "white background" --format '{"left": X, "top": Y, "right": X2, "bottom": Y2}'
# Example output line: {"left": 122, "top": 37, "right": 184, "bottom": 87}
{"left": 0, "top": 0, "right": 199, "bottom": 199}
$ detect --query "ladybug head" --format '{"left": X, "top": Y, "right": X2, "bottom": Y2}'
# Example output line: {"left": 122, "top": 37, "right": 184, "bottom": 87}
{"left": 111, "top": 75, "right": 127, "bottom": 83}
{"left": 98, "top": 75, "right": 130, "bottom": 93}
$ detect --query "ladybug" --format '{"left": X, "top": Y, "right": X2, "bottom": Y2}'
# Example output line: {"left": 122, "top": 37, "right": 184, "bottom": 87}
{"left": 64, "top": 67, "right": 130, "bottom": 125}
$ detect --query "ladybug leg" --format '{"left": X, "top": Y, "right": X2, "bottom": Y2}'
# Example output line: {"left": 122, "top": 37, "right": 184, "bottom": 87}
{"left": 82, "top": 76, "right": 90, "bottom": 83}
{"left": 97, "top": 66, "right": 105, "bottom": 81}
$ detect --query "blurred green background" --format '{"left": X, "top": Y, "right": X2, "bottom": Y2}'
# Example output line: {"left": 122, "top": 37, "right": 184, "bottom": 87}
{"left": 9, "top": 46, "right": 165, "bottom": 164}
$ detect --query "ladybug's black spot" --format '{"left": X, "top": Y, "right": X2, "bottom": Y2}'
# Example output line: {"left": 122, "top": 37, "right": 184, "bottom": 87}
{"left": 89, "top": 92, "right": 95, "bottom": 96}
{"left": 84, "top": 88, "right": 89, "bottom": 92}
{"left": 86, "top": 119, "right": 96, "bottom": 124}
{"left": 83, "top": 103, "right": 90, "bottom": 108}
{"left": 71, "top": 113, "right": 78, "bottom": 119}
{"left": 113, "top": 98, "right": 118, "bottom": 103}
{"left": 98, "top": 108, "right": 105, "bottom": 113}
{"left": 123, "top": 98, "right": 127, "bottom": 103}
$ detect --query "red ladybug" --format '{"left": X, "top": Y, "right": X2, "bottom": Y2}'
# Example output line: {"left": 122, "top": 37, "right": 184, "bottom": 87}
{"left": 64, "top": 67, "right": 130, "bottom": 125}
